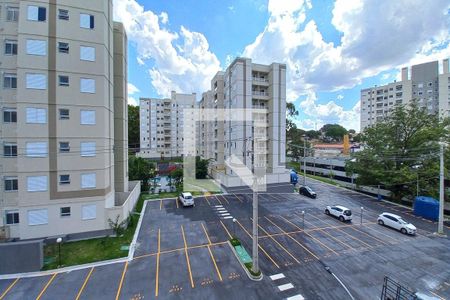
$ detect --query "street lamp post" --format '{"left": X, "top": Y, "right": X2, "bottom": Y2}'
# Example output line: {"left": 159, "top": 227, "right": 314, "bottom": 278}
{"left": 232, "top": 218, "right": 237, "bottom": 238}
{"left": 360, "top": 207, "right": 364, "bottom": 225}
{"left": 303, "top": 135, "right": 307, "bottom": 185}
{"left": 56, "top": 237, "right": 62, "bottom": 268}
{"left": 301, "top": 210, "right": 305, "bottom": 230}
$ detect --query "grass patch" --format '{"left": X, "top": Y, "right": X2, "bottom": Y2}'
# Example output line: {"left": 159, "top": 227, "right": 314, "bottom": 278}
{"left": 244, "top": 262, "right": 262, "bottom": 277}
{"left": 306, "top": 174, "right": 338, "bottom": 186}
{"left": 42, "top": 194, "right": 146, "bottom": 270}
{"left": 229, "top": 238, "right": 241, "bottom": 247}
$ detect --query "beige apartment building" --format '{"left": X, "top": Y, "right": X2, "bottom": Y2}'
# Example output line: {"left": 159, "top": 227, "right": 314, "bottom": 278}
{"left": 198, "top": 58, "right": 289, "bottom": 187}
{"left": 139, "top": 91, "right": 196, "bottom": 159}
{"left": 0, "top": 0, "right": 137, "bottom": 240}
{"left": 360, "top": 59, "right": 450, "bottom": 130}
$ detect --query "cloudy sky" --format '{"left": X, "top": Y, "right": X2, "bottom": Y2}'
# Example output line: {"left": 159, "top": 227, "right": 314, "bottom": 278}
{"left": 113, "top": 0, "right": 450, "bottom": 132}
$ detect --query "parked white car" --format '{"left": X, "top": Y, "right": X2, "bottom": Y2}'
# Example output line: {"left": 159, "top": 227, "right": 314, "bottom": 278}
{"left": 178, "top": 192, "right": 195, "bottom": 207}
{"left": 325, "top": 205, "right": 353, "bottom": 222}
{"left": 377, "top": 212, "right": 416, "bottom": 235}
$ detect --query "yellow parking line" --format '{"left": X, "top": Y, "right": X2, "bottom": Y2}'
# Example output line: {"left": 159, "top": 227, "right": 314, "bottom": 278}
{"left": 36, "top": 273, "right": 57, "bottom": 300}
{"left": 181, "top": 225, "right": 195, "bottom": 288}
{"left": 235, "top": 220, "right": 280, "bottom": 269}
{"left": 267, "top": 216, "right": 334, "bottom": 258}
{"left": 215, "top": 195, "right": 223, "bottom": 205}
{"left": 115, "top": 261, "right": 128, "bottom": 300}
{"left": 0, "top": 278, "right": 19, "bottom": 300}
{"left": 133, "top": 241, "right": 228, "bottom": 260}
{"left": 233, "top": 193, "right": 243, "bottom": 203}
{"left": 155, "top": 228, "right": 161, "bottom": 297}
{"left": 430, "top": 290, "right": 446, "bottom": 300}
{"left": 307, "top": 214, "right": 373, "bottom": 248}
{"left": 220, "top": 220, "right": 233, "bottom": 239}
{"left": 201, "top": 223, "right": 212, "bottom": 245}
{"left": 175, "top": 198, "right": 179, "bottom": 209}
{"left": 160, "top": 199, "right": 162, "bottom": 210}
{"left": 257, "top": 223, "right": 301, "bottom": 264}
{"left": 75, "top": 267, "right": 94, "bottom": 300}
{"left": 207, "top": 246, "right": 223, "bottom": 281}
{"left": 280, "top": 216, "right": 319, "bottom": 260}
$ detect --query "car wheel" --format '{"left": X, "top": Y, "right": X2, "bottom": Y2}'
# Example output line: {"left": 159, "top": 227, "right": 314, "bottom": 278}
{"left": 378, "top": 219, "right": 384, "bottom": 226}
{"left": 401, "top": 228, "right": 407, "bottom": 235}
{"left": 339, "top": 216, "right": 344, "bottom": 222}
{"left": 325, "top": 209, "right": 330, "bottom": 215}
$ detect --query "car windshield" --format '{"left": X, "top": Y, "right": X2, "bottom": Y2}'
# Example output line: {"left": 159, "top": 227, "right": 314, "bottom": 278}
{"left": 306, "top": 187, "right": 313, "bottom": 193}
{"left": 398, "top": 218, "right": 407, "bottom": 224}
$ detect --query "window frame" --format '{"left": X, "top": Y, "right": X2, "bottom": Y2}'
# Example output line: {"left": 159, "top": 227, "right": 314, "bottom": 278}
{"left": 4, "top": 39, "right": 18, "bottom": 55}
{"left": 80, "top": 13, "right": 94, "bottom": 29}
{"left": 6, "top": 210, "right": 20, "bottom": 225}
{"left": 58, "top": 42, "right": 69, "bottom": 54}
{"left": 4, "top": 176, "right": 18, "bottom": 192}
{"left": 60, "top": 206, "right": 71, "bottom": 217}
{"left": 58, "top": 9, "right": 69, "bottom": 20}
{"left": 3, "top": 73, "right": 17, "bottom": 89}
{"left": 59, "top": 174, "right": 71, "bottom": 185}
{"left": 6, "top": 7, "right": 19, "bottom": 22}
{"left": 27, "top": 5, "right": 46, "bottom": 22}
{"left": 58, "top": 75, "right": 69, "bottom": 86}
{"left": 3, "top": 109, "right": 17, "bottom": 123}
{"left": 3, "top": 143, "right": 17, "bottom": 157}
{"left": 59, "top": 141, "right": 70, "bottom": 153}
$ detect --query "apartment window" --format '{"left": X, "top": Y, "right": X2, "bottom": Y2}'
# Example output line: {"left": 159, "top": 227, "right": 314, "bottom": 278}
{"left": 28, "top": 209, "right": 48, "bottom": 225}
{"left": 58, "top": 75, "right": 69, "bottom": 86}
{"left": 80, "top": 78, "right": 95, "bottom": 93}
{"left": 6, "top": 7, "right": 19, "bottom": 22}
{"left": 27, "top": 176, "right": 48, "bottom": 192}
{"left": 26, "top": 142, "right": 48, "bottom": 157}
{"left": 80, "top": 46, "right": 95, "bottom": 61}
{"left": 80, "top": 13, "right": 94, "bottom": 29}
{"left": 26, "top": 39, "right": 47, "bottom": 56}
{"left": 59, "top": 175, "right": 70, "bottom": 185}
{"left": 81, "top": 173, "right": 96, "bottom": 189}
{"left": 3, "top": 143, "right": 17, "bottom": 157}
{"left": 26, "top": 108, "right": 47, "bottom": 123}
{"left": 26, "top": 73, "right": 47, "bottom": 90}
{"left": 58, "top": 42, "right": 69, "bottom": 54}
{"left": 59, "top": 142, "right": 70, "bottom": 152}
{"left": 60, "top": 207, "right": 71, "bottom": 217}
{"left": 80, "top": 110, "right": 95, "bottom": 125}
{"left": 27, "top": 6, "right": 46, "bottom": 21}
{"left": 3, "top": 73, "right": 17, "bottom": 89}
{"left": 4, "top": 40, "right": 17, "bottom": 55}
{"left": 81, "top": 142, "right": 96, "bottom": 157}
{"left": 59, "top": 109, "right": 69, "bottom": 120}
{"left": 82, "top": 204, "right": 96, "bottom": 220}
{"left": 3, "top": 109, "right": 17, "bottom": 123}
{"left": 4, "top": 177, "right": 18, "bottom": 192}
{"left": 58, "top": 9, "right": 69, "bottom": 20}
{"left": 6, "top": 211, "right": 19, "bottom": 225}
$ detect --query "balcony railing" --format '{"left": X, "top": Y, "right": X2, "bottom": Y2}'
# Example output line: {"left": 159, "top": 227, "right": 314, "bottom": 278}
{"left": 252, "top": 77, "right": 268, "bottom": 83}
{"left": 252, "top": 91, "right": 268, "bottom": 96}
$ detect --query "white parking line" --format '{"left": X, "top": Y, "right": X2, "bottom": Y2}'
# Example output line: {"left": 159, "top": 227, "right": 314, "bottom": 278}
{"left": 287, "top": 295, "right": 305, "bottom": 300}
{"left": 214, "top": 205, "right": 223, "bottom": 208}
{"left": 269, "top": 273, "right": 285, "bottom": 280}
{"left": 278, "top": 283, "right": 294, "bottom": 291}
{"left": 222, "top": 216, "right": 233, "bottom": 219}
{"left": 220, "top": 213, "right": 231, "bottom": 216}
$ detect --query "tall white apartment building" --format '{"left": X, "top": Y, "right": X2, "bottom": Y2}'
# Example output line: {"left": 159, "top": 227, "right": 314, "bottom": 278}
{"left": 139, "top": 91, "right": 196, "bottom": 159}
{"left": 199, "top": 57, "right": 289, "bottom": 187}
{"left": 360, "top": 59, "right": 450, "bottom": 130}
{"left": 0, "top": 1, "right": 136, "bottom": 240}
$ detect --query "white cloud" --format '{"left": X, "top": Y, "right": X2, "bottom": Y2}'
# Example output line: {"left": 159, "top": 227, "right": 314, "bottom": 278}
{"left": 336, "top": 94, "right": 344, "bottom": 101}
{"left": 128, "top": 83, "right": 140, "bottom": 95}
{"left": 113, "top": 0, "right": 220, "bottom": 98}
{"left": 244, "top": 0, "right": 449, "bottom": 131}
{"left": 136, "top": 57, "right": 145, "bottom": 65}
{"left": 128, "top": 96, "right": 138, "bottom": 106}
{"left": 228, "top": 5, "right": 234, "bottom": 12}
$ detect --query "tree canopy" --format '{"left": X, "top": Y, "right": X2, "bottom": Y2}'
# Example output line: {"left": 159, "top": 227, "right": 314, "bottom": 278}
{"left": 128, "top": 104, "right": 140, "bottom": 153}
{"left": 128, "top": 156, "right": 155, "bottom": 191}
{"left": 346, "top": 103, "right": 449, "bottom": 201}
{"left": 320, "top": 124, "right": 348, "bottom": 141}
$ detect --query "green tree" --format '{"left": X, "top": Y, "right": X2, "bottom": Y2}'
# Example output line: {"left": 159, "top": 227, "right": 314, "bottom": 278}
{"left": 320, "top": 124, "right": 348, "bottom": 141}
{"left": 346, "top": 103, "right": 449, "bottom": 201}
{"left": 285, "top": 102, "right": 309, "bottom": 158}
{"left": 128, "top": 156, "right": 154, "bottom": 191}
{"left": 195, "top": 156, "right": 210, "bottom": 179}
{"left": 128, "top": 105, "right": 140, "bottom": 153}
{"left": 305, "top": 130, "right": 321, "bottom": 139}
{"left": 170, "top": 168, "right": 184, "bottom": 186}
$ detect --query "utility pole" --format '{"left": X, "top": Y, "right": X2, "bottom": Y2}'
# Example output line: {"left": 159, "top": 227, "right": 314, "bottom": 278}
{"left": 438, "top": 143, "right": 444, "bottom": 234}
{"left": 303, "top": 135, "right": 307, "bottom": 185}
{"left": 251, "top": 136, "right": 259, "bottom": 274}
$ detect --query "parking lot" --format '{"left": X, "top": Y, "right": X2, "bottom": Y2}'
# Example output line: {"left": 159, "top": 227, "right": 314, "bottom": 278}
{"left": 1, "top": 179, "right": 450, "bottom": 299}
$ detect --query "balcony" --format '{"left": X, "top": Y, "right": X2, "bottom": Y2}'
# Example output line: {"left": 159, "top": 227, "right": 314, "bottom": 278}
{"left": 252, "top": 90, "right": 269, "bottom": 100}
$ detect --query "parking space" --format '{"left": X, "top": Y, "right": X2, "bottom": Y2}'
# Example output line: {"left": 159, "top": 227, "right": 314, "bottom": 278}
{"left": 1, "top": 180, "right": 449, "bottom": 299}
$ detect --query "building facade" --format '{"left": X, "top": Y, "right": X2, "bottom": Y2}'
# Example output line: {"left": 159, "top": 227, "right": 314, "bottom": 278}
{"left": 360, "top": 59, "right": 450, "bottom": 131}
{"left": 0, "top": 0, "right": 134, "bottom": 240}
{"left": 198, "top": 58, "right": 289, "bottom": 187}
{"left": 139, "top": 91, "right": 196, "bottom": 159}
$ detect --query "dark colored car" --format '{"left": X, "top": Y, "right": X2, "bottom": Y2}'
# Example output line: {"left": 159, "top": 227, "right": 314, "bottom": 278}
{"left": 299, "top": 186, "right": 317, "bottom": 198}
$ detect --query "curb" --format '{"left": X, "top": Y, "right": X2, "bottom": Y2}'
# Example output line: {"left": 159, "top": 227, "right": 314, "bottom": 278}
{"left": 227, "top": 241, "right": 263, "bottom": 281}
{"left": 127, "top": 199, "right": 149, "bottom": 260}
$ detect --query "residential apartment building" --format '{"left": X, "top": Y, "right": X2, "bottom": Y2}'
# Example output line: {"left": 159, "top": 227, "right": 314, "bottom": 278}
{"left": 199, "top": 58, "right": 289, "bottom": 187}
{"left": 139, "top": 91, "right": 196, "bottom": 159}
{"left": 360, "top": 59, "right": 450, "bottom": 130}
{"left": 0, "top": 1, "right": 136, "bottom": 240}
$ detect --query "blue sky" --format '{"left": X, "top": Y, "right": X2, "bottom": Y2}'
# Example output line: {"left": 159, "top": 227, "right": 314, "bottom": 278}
{"left": 114, "top": 0, "right": 450, "bottom": 131}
